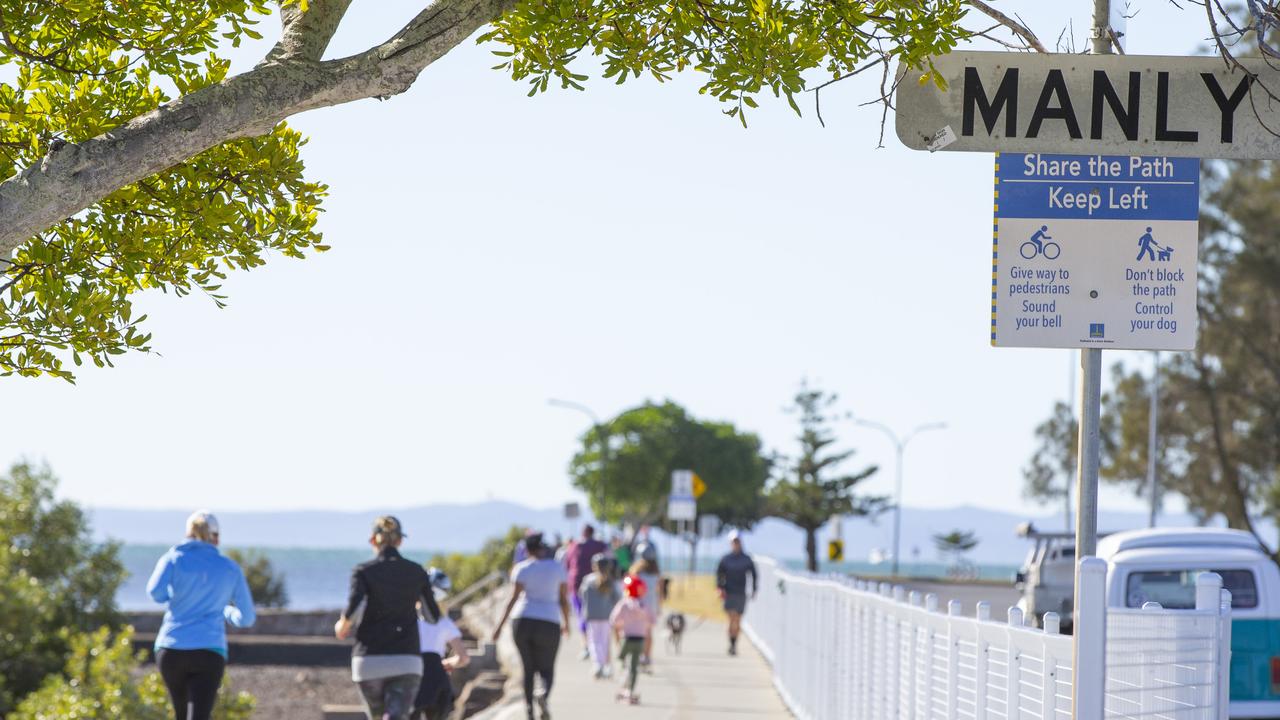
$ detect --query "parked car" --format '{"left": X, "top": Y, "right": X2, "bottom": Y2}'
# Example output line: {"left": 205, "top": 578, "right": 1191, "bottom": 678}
{"left": 1013, "top": 522, "right": 1078, "bottom": 630}
{"left": 1098, "top": 527, "right": 1280, "bottom": 720}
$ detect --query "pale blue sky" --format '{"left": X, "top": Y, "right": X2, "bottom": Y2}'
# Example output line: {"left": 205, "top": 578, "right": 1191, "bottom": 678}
{"left": 0, "top": 2, "right": 1209, "bottom": 517}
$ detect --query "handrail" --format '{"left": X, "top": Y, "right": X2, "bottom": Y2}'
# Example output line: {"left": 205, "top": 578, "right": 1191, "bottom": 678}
{"left": 447, "top": 570, "right": 506, "bottom": 608}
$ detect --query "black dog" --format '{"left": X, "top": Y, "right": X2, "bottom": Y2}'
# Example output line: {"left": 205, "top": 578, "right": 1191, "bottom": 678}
{"left": 665, "top": 612, "right": 687, "bottom": 654}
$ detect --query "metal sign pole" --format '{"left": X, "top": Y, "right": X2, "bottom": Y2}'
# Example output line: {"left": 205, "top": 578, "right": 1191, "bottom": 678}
{"left": 1073, "top": 4, "right": 1112, "bottom": 718}
{"left": 1148, "top": 351, "right": 1160, "bottom": 528}
{"left": 1075, "top": 348, "right": 1103, "bottom": 561}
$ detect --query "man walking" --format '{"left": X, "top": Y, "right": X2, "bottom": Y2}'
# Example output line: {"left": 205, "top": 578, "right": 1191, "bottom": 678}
{"left": 564, "top": 524, "right": 607, "bottom": 658}
{"left": 1137, "top": 227, "right": 1160, "bottom": 261}
{"left": 715, "top": 531, "right": 757, "bottom": 656}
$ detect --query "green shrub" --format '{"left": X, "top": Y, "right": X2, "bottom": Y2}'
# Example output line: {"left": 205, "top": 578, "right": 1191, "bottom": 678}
{"left": 430, "top": 525, "right": 526, "bottom": 599}
{"left": 224, "top": 549, "right": 288, "bottom": 609}
{"left": 10, "top": 627, "right": 254, "bottom": 720}
{"left": 0, "top": 462, "right": 126, "bottom": 715}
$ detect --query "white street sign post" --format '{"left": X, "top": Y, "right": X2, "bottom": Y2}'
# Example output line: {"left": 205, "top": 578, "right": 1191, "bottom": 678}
{"left": 670, "top": 469, "right": 695, "bottom": 498}
{"left": 669, "top": 469, "right": 697, "bottom": 522}
{"left": 894, "top": 2, "right": 1216, "bottom": 715}
{"left": 667, "top": 497, "right": 697, "bottom": 521}
{"left": 993, "top": 152, "right": 1199, "bottom": 350}
{"left": 895, "top": 51, "right": 1280, "bottom": 159}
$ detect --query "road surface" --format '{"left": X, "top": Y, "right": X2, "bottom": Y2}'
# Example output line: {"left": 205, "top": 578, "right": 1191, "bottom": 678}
{"left": 483, "top": 617, "right": 793, "bottom": 720}
{"left": 892, "top": 579, "right": 1021, "bottom": 617}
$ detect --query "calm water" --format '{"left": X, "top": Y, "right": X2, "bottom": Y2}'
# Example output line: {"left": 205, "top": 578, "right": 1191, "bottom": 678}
{"left": 118, "top": 545, "right": 423, "bottom": 611}
{"left": 118, "top": 545, "right": 1019, "bottom": 611}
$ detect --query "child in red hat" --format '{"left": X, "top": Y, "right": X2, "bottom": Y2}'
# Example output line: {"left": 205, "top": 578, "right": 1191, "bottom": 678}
{"left": 610, "top": 574, "right": 657, "bottom": 704}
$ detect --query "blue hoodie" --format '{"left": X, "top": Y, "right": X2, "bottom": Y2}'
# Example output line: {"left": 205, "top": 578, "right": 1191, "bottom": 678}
{"left": 147, "top": 540, "right": 257, "bottom": 655}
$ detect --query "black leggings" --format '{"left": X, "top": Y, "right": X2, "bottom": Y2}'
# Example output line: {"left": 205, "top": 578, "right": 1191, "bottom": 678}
{"left": 512, "top": 618, "right": 560, "bottom": 707}
{"left": 156, "top": 649, "right": 226, "bottom": 720}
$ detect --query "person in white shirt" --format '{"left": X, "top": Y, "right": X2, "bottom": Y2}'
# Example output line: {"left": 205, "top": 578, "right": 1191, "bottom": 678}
{"left": 412, "top": 568, "right": 470, "bottom": 720}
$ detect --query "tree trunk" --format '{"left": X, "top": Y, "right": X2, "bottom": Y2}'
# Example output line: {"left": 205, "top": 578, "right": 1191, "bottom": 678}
{"left": 804, "top": 527, "right": 818, "bottom": 573}
{"left": 1062, "top": 480, "right": 1072, "bottom": 532}
{"left": 1193, "top": 354, "right": 1276, "bottom": 556}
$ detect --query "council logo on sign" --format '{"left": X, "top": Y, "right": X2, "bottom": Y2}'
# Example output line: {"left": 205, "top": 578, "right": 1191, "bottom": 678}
{"left": 1089, "top": 323, "right": 1106, "bottom": 339}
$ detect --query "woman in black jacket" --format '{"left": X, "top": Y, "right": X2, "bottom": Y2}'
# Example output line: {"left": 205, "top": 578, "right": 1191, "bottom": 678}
{"left": 335, "top": 516, "right": 443, "bottom": 720}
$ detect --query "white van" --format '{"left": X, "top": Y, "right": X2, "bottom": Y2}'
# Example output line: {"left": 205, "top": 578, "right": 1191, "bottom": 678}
{"left": 1098, "top": 527, "right": 1280, "bottom": 719}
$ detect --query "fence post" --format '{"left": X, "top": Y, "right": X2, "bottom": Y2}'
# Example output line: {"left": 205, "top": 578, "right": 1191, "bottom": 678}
{"left": 1196, "top": 574, "right": 1225, "bottom": 720}
{"left": 1006, "top": 607, "right": 1023, "bottom": 718}
{"left": 975, "top": 602, "right": 990, "bottom": 720}
{"left": 832, "top": 580, "right": 841, "bottom": 719}
{"left": 1140, "top": 601, "right": 1163, "bottom": 717}
{"left": 842, "top": 589, "right": 852, "bottom": 720}
{"left": 947, "top": 600, "right": 961, "bottom": 720}
{"left": 1042, "top": 611, "right": 1060, "bottom": 719}
{"left": 923, "top": 594, "right": 938, "bottom": 719}
{"left": 880, "top": 584, "right": 893, "bottom": 720}
{"left": 890, "top": 587, "right": 905, "bottom": 720}
{"left": 1195, "top": 572, "right": 1222, "bottom": 611}
{"left": 1042, "top": 611, "right": 1059, "bottom": 635}
{"left": 906, "top": 592, "right": 921, "bottom": 720}
{"left": 1072, "top": 557, "right": 1108, "bottom": 720}
{"left": 870, "top": 589, "right": 880, "bottom": 717}
{"left": 1218, "top": 589, "right": 1233, "bottom": 720}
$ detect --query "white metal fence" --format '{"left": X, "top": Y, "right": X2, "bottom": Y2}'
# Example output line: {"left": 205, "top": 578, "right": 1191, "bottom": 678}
{"left": 742, "top": 557, "right": 1232, "bottom": 720}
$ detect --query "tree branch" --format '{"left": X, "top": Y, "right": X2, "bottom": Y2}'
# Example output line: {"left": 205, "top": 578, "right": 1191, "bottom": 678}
{"left": 0, "top": 0, "right": 519, "bottom": 258}
{"left": 966, "top": 0, "right": 1048, "bottom": 53}
{"left": 265, "top": 0, "right": 355, "bottom": 64}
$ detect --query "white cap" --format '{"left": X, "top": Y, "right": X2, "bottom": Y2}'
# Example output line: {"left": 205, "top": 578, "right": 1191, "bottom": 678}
{"left": 186, "top": 510, "right": 220, "bottom": 538}
{"left": 728, "top": 529, "right": 742, "bottom": 542}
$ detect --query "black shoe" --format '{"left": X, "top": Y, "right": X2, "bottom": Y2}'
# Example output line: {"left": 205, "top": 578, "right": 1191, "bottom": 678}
{"left": 729, "top": 638, "right": 738, "bottom": 656}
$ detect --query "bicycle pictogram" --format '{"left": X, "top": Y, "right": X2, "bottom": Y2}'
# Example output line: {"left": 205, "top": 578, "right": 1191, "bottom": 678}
{"left": 1020, "top": 225, "right": 1061, "bottom": 260}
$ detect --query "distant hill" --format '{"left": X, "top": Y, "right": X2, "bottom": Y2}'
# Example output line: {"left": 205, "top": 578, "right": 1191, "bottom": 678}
{"left": 88, "top": 502, "right": 1245, "bottom": 565}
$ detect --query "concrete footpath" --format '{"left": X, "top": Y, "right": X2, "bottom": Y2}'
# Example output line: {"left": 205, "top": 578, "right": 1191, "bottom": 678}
{"left": 483, "top": 618, "right": 793, "bottom": 720}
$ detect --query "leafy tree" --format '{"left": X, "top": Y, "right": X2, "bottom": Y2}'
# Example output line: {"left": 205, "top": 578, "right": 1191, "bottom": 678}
{"left": 224, "top": 549, "right": 289, "bottom": 609}
{"left": 430, "top": 525, "right": 529, "bottom": 599}
{"left": 932, "top": 529, "right": 978, "bottom": 560}
{"left": 568, "top": 401, "right": 770, "bottom": 532}
{"left": 10, "top": 627, "right": 254, "bottom": 720}
{"left": 1026, "top": 160, "right": 1280, "bottom": 562}
{"left": 0, "top": 462, "right": 126, "bottom": 715}
{"left": 0, "top": 1, "right": 978, "bottom": 379}
{"left": 1022, "top": 401, "right": 1120, "bottom": 530}
{"left": 1023, "top": 402, "right": 1077, "bottom": 531}
{"left": 0, "top": 550, "right": 57, "bottom": 714}
{"left": 765, "top": 383, "right": 884, "bottom": 572}
{"left": 1104, "top": 160, "right": 1280, "bottom": 550}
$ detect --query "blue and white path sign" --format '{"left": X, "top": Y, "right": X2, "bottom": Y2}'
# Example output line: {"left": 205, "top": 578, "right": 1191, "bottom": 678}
{"left": 992, "top": 153, "right": 1199, "bottom": 351}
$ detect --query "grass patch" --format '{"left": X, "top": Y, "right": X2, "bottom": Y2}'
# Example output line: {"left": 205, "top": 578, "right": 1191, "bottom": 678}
{"left": 662, "top": 574, "right": 726, "bottom": 620}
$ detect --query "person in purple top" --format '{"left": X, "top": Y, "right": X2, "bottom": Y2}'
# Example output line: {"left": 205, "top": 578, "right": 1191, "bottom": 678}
{"left": 563, "top": 524, "right": 607, "bottom": 658}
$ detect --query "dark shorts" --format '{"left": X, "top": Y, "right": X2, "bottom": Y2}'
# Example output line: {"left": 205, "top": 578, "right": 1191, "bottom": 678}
{"left": 413, "top": 653, "right": 454, "bottom": 718}
{"left": 723, "top": 594, "right": 747, "bottom": 614}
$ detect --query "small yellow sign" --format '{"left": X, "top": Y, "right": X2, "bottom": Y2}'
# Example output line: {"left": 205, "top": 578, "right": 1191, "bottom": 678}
{"left": 692, "top": 472, "right": 706, "bottom": 499}
{"left": 827, "top": 539, "right": 844, "bottom": 562}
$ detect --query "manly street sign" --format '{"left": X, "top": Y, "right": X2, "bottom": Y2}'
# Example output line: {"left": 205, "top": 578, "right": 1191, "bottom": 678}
{"left": 895, "top": 51, "right": 1280, "bottom": 159}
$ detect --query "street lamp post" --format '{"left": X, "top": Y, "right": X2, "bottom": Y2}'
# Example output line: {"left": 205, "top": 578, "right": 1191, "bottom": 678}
{"left": 549, "top": 399, "right": 609, "bottom": 529}
{"left": 854, "top": 419, "right": 947, "bottom": 578}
